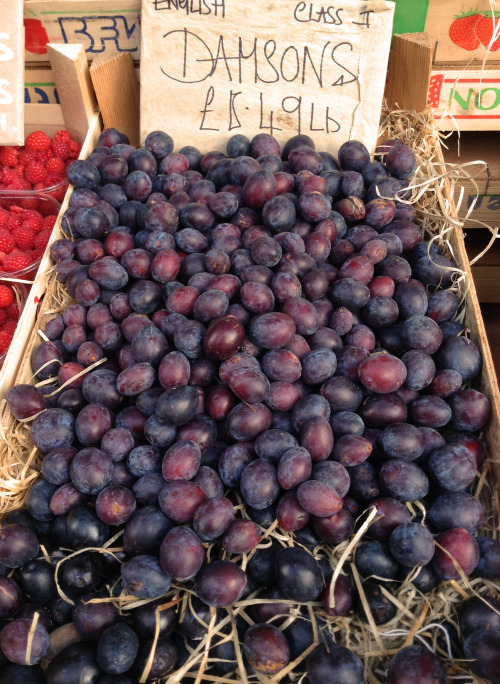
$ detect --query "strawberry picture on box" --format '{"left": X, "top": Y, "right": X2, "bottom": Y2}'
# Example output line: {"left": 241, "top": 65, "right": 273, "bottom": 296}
{"left": 449, "top": 9, "right": 500, "bottom": 51}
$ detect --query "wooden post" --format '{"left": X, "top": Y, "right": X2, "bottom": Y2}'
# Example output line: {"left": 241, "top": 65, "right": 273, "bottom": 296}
{"left": 385, "top": 33, "right": 433, "bottom": 112}
{"left": 46, "top": 43, "right": 97, "bottom": 136}
{"left": 90, "top": 52, "right": 140, "bottom": 147}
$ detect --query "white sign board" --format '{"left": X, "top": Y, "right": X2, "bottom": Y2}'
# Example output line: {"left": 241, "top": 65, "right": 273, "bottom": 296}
{"left": 140, "top": 0, "right": 394, "bottom": 153}
{"left": 0, "top": 0, "right": 24, "bottom": 145}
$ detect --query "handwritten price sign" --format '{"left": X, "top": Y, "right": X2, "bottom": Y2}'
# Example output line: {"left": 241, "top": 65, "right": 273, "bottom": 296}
{"left": 140, "top": 0, "right": 394, "bottom": 153}
{"left": 0, "top": 0, "right": 23, "bottom": 145}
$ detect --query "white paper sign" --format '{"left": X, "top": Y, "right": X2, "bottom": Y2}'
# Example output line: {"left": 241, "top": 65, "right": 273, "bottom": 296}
{"left": 140, "top": 0, "right": 394, "bottom": 154}
{"left": 0, "top": 0, "right": 24, "bottom": 145}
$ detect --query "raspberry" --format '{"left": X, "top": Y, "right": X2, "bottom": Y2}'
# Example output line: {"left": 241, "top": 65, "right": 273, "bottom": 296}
{"left": 43, "top": 215, "right": 57, "bottom": 231}
{"left": 23, "top": 210, "right": 43, "bottom": 233}
{"left": 43, "top": 172, "right": 65, "bottom": 188}
{"left": 0, "top": 210, "right": 8, "bottom": 228}
{"left": 30, "top": 248, "right": 45, "bottom": 263}
{"left": 0, "top": 230, "right": 15, "bottom": 253}
{"left": 3, "top": 319, "right": 18, "bottom": 335}
{"left": 0, "top": 310, "right": 7, "bottom": 327}
{"left": 9, "top": 205, "right": 23, "bottom": 215}
{"left": 34, "top": 229, "right": 52, "bottom": 250}
{"left": 51, "top": 141, "right": 69, "bottom": 162}
{"left": 24, "top": 162, "right": 47, "bottom": 186}
{"left": 2, "top": 252, "right": 32, "bottom": 273}
{"left": 36, "top": 149, "right": 54, "bottom": 164}
{"left": 45, "top": 157, "right": 66, "bottom": 175}
{"left": 25, "top": 130, "right": 52, "bottom": 152}
{"left": 0, "top": 331, "right": 12, "bottom": 355}
{"left": 55, "top": 130, "right": 71, "bottom": 144}
{"left": 5, "top": 301, "right": 19, "bottom": 318}
{"left": 1, "top": 168, "right": 16, "bottom": 185}
{"left": 6, "top": 214, "right": 21, "bottom": 232}
{"left": 68, "top": 140, "right": 81, "bottom": 159}
{"left": 0, "top": 147, "right": 19, "bottom": 167}
{"left": 12, "top": 227, "right": 35, "bottom": 251}
{"left": 8, "top": 178, "right": 30, "bottom": 191}
{"left": 0, "top": 285, "right": 13, "bottom": 308}
{"left": 18, "top": 149, "right": 37, "bottom": 166}
{"left": 13, "top": 164, "right": 25, "bottom": 179}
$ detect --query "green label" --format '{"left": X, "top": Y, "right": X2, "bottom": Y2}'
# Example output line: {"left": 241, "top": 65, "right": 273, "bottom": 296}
{"left": 389, "top": 0, "right": 430, "bottom": 35}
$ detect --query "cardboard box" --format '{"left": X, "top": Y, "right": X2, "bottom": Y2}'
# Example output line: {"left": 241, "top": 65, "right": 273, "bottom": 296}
{"left": 429, "top": 67, "right": 500, "bottom": 131}
{"left": 1, "top": 0, "right": 24, "bottom": 144}
{"left": 441, "top": 130, "right": 500, "bottom": 227}
{"left": 24, "top": 0, "right": 140, "bottom": 63}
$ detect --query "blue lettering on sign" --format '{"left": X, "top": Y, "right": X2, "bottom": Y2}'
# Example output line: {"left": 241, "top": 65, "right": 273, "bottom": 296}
{"left": 58, "top": 16, "right": 139, "bottom": 54}
{"left": 24, "top": 86, "right": 59, "bottom": 105}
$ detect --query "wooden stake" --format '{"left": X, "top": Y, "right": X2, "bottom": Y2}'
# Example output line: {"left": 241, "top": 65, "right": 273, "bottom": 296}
{"left": 90, "top": 52, "right": 140, "bottom": 147}
{"left": 385, "top": 33, "right": 433, "bottom": 113}
{"left": 46, "top": 43, "right": 97, "bottom": 137}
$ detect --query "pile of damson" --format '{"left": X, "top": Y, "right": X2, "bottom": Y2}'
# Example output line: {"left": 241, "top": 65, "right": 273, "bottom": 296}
{"left": 0, "top": 128, "right": 499, "bottom": 683}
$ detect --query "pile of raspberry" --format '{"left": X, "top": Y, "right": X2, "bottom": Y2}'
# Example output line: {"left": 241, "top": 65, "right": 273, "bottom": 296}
{"left": 0, "top": 284, "right": 22, "bottom": 356}
{"left": 0, "top": 130, "right": 81, "bottom": 201}
{"left": 0, "top": 204, "right": 56, "bottom": 273}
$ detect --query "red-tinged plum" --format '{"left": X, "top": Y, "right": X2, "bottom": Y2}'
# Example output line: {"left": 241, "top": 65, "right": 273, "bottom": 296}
{"left": 70, "top": 447, "right": 113, "bottom": 495}
{"left": 75, "top": 403, "right": 113, "bottom": 446}
{"left": 226, "top": 403, "right": 272, "bottom": 441}
{"left": 276, "top": 491, "right": 310, "bottom": 531}
{"left": 432, "top": 528, "right": 479, "bottom": 580}
{"left": 193, "top": 496, "right": 234, "bottom": 541}
{"left": 243, "top": 624, "right": 290, "bottom": 676}
{"left": 116, "top": 362, "right": 155, "bottom": 396}
{"left": 31, "top": 341, "right": 64, "bottom": 380}
{"left": 228, "top": 367, "right": 270, "bottom": 403}
{"left": 296, "top": 480, "right": 342, "bottom": 517}
{"left": 313, "top": 461, "right": 350, "bottom": 498}
{"left": 359, "top": 393, "right": 408, "bottom": 429}
{"left": 277, "top": 447, "right": 312, "bottom": 489}
{"left": 95, "top": 485, "right": 136, "bottom": 525}
{"left": 379, "top": 459, "right": 429, "bottom": 502}
{"left": 313, "top": 507, "right": 354, "bottom": 544}
{"left": 158, "top": 480, "right": 207, "bottom": 523}
{"left": 249, "top": 312, "right": 296, "bottom": 349}
{"left": 332, "top": 434, "right": 372, "bottom": 467}
{"left": 159, "top": 527, "right": 204, "bottom": 581}
{"left": 0, "top": 618, "right": 49, "bottom": 665}
{"left": 162, "top": 440, "right": 201, "bottom": 482}
{"left": 449, "top": 433, "right": 486, "bottom": 469}
{"left": 49, "top": 483, "right": 88, "bottom": 515}
{"left": 100, "top": 427, "right": 134, "bottom": 462}
{"left": 358, "top": 352, "right": 407, "bottom": 394}
{"left": 0, "top": 576, "right": 20, "bottom": 617}
{"left": 206, "top": 385, "right": 234, "bottom": 421}
{"left": 387, "top": 645, "right": 446, "bottom": 684}
{"left": 222, "top": 520, "right": 261, "bottom": 554}
{"left": 427, "top": 369, "right": 462, "bottom": 398}
{"left": 322, "top": 574, "right": 352, "bottom": 617}
{"left": 7, "top": 385, "right": 45, "bottom": 421}
{"left": 266, "top": 381, "right": 302, "bottom": 412}
{"left": 449, "top": 388, "right": 491, "bottom": 432}
{"left": 194, "top": 561, "right": 247, "bottom": 607}
{"left": 368, "top": 498, "right": 411, "bottom": 541}
{"left": 300, "top": 416, "right": 334, "bottom": 462}
{"left": 240, "top": 458, "right": 279, "bottom": 509}
{"left": 203, "top": 315, "right": 244, "bottom": 360}
{"left": 409, "top": 395, "right": 452, "bottom": 428}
